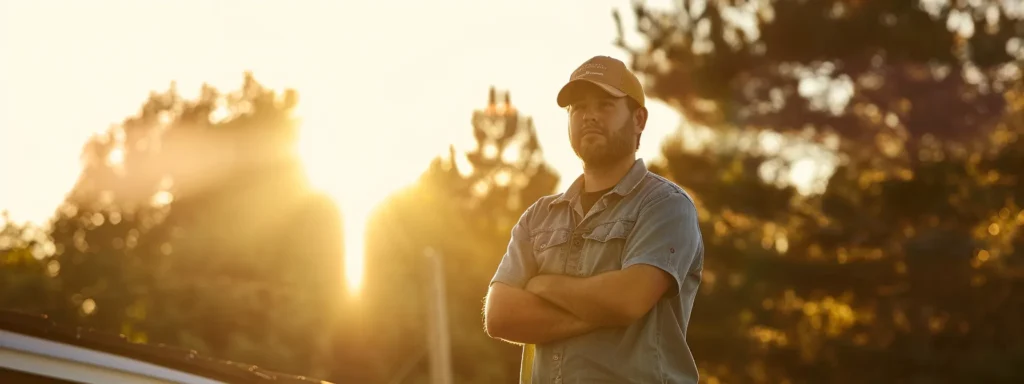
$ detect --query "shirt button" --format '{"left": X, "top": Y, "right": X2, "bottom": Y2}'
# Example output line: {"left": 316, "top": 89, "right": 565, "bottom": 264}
{"left": 572, "top": 238, "right": 582, "bottom": 246}
{"left": 552, "top": 354, "right": 560, "bottom": 361}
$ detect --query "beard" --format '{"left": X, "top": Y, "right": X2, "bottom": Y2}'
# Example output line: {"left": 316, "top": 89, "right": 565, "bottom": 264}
{"left": 571, "top": 119, "right": 636, "bottom": 169}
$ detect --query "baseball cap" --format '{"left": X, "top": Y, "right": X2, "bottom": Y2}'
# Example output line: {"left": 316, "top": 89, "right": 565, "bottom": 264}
{"left": 556, "top": 55, "right": 645, "bottom": 109}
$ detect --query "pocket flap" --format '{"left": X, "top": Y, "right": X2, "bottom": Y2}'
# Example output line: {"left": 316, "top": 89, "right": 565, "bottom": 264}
{"left": 532, "top": 229, "right": 569, "bottom": 253}
{"left": 582, "top": 220, "right": 635, "bottom": 242}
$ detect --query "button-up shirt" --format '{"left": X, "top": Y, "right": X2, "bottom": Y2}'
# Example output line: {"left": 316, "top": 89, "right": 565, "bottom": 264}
{"left": 490, "top": 159, "right": 704, "bottom": 384}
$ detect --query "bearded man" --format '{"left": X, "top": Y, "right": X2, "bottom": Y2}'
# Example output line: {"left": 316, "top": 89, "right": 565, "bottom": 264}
{"left": 483, "top": 55, "right": 705, "bottom": 384}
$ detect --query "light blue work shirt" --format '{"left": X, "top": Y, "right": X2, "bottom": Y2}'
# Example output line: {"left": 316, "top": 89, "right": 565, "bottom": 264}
{"left": 490, "top": 159, "right": 704, "bottom": 384}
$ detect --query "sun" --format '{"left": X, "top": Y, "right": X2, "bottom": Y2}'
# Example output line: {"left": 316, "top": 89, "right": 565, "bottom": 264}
{"left": 293, "top": 98, "right": 374, "bottom": 297}
{"left": 290, "top": 84, "right": 447, "bottom": 299}
{"left": 342, "top": 207, "right": 369, "bottom": 295}
{"left": 299, "top": 145, "right": 373, "bottom": 296}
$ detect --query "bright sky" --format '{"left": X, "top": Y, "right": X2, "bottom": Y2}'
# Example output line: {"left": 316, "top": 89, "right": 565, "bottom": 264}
{"left": 0, "top": 0, "right": 681, "bottom": 291}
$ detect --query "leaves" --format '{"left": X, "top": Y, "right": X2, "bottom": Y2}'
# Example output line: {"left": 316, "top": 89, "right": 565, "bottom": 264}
{"left": 624, "top": 3, "right": 1024, "bottom": 381}
{"left": 0, "top": 74, "right": 345, "bottom": 380}
{"left": 359, "top": 87, "right": 558, "bottom": 383}
{"left": 617, "top": 0, "right": 1022, "bottom": 149}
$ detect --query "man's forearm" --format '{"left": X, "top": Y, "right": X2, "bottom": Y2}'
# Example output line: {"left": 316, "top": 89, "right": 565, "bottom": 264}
{"left": 485, "top": 283, "right": 599, "bottom": 345}
{"left": 528, "top": 271, "right": 640, "bottom": 327}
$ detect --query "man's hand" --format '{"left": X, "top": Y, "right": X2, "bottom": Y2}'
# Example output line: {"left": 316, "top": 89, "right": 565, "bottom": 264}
{"left": 524, "top": 265, "right": 673, "bottom": 327}
{"left": 484, "top": 282, "right": 600, "bottom": 345}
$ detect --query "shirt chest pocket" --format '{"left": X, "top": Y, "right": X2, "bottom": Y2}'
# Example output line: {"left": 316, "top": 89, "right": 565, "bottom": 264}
{"left": 579, "top": 220, "right": 635, "bottom": 275}
{"left": 531, "top": 229, "right": 569, "bottom": 275}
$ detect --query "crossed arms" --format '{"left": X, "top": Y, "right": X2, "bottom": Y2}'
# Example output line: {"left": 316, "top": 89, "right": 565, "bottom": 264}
{"left": 484, "top": 264, "right": 673, "bottom": 344}
{"left": 483, "top": 191, "right": 699, "bottom": 345}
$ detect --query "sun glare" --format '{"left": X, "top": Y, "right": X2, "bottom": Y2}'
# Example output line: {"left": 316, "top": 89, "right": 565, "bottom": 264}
{"left": 299, "top": 153, "right": 366, "bottom": 296}
{"left": 299, "top": 147, "right": 370, "bottom": 296}
{"left": 294, "top": 92, "right": 409, "bottom": 299}
{"left": 343, "top": 212, "right": 367, "bottom": 295}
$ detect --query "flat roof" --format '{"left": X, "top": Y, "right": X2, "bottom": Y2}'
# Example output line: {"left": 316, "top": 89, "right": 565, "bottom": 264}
{"left": 0, "top": 309, "right": 334, "bottom": 384}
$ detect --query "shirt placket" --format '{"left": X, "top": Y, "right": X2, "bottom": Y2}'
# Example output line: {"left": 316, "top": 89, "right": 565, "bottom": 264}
{"left": 551, "top": 350, "right": 563, "bottom": 384}
{"left": 552, "top": 201, "right": 592, "bottom": 383}
{"left": 565, "top": 232, "right": 585, "bottom": 277}
{"left": 550, "top": 202, "right": 583, "bottom": 383}
{"left": 566, "top": 200, "right": 587, "bottom": 277}
{"left": 567, "top": 195, "right": 610, "bottom": 277}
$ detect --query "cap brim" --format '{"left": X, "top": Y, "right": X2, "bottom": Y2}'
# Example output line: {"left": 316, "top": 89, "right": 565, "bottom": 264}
{"left": 556, "top": 79, "right": 627, "bottom": 107}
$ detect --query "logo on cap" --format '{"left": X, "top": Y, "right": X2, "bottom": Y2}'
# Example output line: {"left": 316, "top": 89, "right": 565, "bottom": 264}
{"left": 571, "top": 63, "right": 608, "bottom": 80}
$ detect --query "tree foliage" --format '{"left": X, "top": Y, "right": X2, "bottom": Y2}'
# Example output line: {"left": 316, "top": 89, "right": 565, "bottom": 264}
{"left": 359, "top": 87, "right": 559, "bottom": 383}
{"left": 621, "top": 1, "right": 1024, "bottom": 382}
{"left": 616, "top": 0, "right": 1022, "bottom": 152}
{"left": 0, "top": 213, "right": 57, "bottom": 313}
{"left": 5, "top": 74, "right": 345, "bottom": 379}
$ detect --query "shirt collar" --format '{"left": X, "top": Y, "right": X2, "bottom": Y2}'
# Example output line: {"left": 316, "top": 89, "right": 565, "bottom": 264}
{"left": 549, "top": 158, "right": 647, "bottom": 207}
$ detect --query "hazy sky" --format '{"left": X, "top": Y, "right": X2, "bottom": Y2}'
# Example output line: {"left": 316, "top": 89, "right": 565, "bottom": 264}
{"left": 1, "top": 0, "right": 686, "bottom": 288}
{"left": 1, "top": 0, "right": 679, "bottom": 224}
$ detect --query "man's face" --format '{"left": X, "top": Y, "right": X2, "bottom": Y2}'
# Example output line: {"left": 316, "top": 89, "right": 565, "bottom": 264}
{"left": 567, "top": 86, "right": 642, "bottom": 169}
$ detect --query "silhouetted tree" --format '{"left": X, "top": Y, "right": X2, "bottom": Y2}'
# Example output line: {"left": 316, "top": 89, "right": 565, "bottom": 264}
{"left": 620, "top": 2, "right": 1024, "bottom": 382}
{"left": 617, "top": 0, "right": 1022, "bottom": 156}
{"left": 0, "top": 213, "right": 57, "bottom": 313}
{"left": 41, "top": 73, "right": 344, "bottom": 379}
{"left": 360, "top": 87, "right": 559, "bottom": 383}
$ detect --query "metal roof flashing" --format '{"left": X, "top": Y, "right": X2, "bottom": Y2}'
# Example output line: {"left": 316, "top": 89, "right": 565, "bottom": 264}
{"left": 0, "top": 310, "right": 334, "bottom": 384}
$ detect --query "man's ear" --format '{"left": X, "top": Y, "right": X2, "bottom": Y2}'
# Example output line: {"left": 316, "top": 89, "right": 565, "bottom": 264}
{"left": 634, "top": 106, "right": 649, "bottom": 133}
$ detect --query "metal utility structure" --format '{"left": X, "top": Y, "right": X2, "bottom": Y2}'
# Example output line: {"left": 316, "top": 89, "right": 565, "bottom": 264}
{"left": 423, "top": 247, "right": 453, "bottom": 384}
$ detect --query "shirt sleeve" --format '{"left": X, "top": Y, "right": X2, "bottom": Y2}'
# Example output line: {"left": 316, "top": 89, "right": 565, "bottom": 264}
{"left": 621, "top": 190, "right": 703, "bottom": 297}
{"left": 489, "top": 204, "right": 539, "bottom": 289}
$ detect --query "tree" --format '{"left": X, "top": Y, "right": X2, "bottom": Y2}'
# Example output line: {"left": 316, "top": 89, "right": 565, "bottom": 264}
{"left": 617, "top": 0, "right": 1022, "bottom": 155}
{"left": 0, "top": 212, "right": 58, "bottom": 313}
{"left": 646, "top": 86, "right": 1024, "bottom": 384}
{"left": 42, "top": 73, "right": 345, "bottom": 379}
{"left": 359, "top": 87, "right": 559, "bottom": 383}
{"left": 619, "top": 1, "right": 1024, "bottom": 382}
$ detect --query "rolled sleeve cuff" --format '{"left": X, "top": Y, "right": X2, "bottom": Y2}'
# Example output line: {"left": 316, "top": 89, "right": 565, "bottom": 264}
{"left": 622, "top": 258, "right": 685, "bottom": 298}
{"left": 489, "top": 267, "right": 529, "bottom": 289}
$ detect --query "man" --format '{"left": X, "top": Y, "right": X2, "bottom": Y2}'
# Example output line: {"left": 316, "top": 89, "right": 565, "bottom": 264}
{"left": 483, "top": 55, "right": 704, "bottom": 384}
